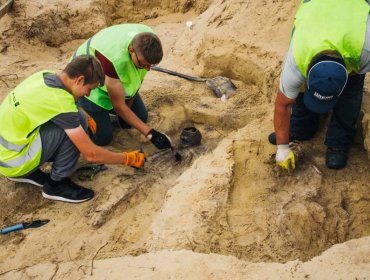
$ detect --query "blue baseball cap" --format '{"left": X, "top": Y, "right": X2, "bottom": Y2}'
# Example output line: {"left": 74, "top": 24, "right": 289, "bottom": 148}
{"left": 304, "top": 60, "right": 348, "bottom": 114}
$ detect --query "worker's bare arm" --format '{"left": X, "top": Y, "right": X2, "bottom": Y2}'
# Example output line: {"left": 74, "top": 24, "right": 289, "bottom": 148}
{"left": 274, "top": 89, "right": 295, "bottom": 145}
{"left": 105, "top": 76, "right": 151, "bottom": 136}
{"left": 64, "top": 126, "right": 124, "bottom": 164}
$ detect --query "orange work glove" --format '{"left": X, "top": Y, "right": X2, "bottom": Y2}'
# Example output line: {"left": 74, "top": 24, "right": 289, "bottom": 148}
{"left": 86, "top": 114, "right": 97, "bottom": 134}
{"left": 81, "top": 109, "right": 97, "bottom": 134}
{"left": 123, "top": 150, "right": 146, "bottom": 168}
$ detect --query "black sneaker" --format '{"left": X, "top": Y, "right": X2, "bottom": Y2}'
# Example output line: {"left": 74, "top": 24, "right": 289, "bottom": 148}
{"left": 42, "top": 178, "right": 94, "bottom": 203}
{"left": 326, "top": 147, "right": 348, "bottom": 170}
{"left": 8, "top": 169, "right": 48, "bottom": 187}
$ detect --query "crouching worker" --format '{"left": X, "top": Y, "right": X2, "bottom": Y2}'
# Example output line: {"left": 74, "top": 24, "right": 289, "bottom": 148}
{"left": 74, "top": 24, "right": 173, "bottom": 150}
{"left": 0, "top": 55, "right": 145, "bottom": 203}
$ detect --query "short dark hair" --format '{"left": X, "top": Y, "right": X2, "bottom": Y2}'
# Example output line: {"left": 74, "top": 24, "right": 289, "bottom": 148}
{"left": 64, "top": 55, "right": 105, "bottom": 86}
{"left": 132, "top": 32, "right": 163, "bottom": 65}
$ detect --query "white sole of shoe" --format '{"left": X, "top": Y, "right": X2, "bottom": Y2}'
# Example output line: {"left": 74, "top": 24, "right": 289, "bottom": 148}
{"left": 8, "top": 177, "right": 43, "bottom": 187}
{"left": 42, "top": 192, "right": 93, "bottom": 203}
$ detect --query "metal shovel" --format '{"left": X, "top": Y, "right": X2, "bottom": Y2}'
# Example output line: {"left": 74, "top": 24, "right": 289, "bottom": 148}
{"left": 151, "top": 66, "right": 237, "bottom": 100}
{"left": 0, "top": 0, "right": 14, "bottom": 19}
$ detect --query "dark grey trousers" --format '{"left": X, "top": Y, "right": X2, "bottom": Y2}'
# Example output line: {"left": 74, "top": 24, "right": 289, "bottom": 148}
{"left": 36, "top": 110, "right": 88, "bottom": 181}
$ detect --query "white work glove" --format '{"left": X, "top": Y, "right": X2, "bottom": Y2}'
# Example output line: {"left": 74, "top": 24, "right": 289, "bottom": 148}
{"left": 276, "top": 144, "right": 296, "bottom": 171}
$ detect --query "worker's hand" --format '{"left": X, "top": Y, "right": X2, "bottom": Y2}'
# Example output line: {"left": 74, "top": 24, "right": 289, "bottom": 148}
{"left": 276, "top": 144, "right": 296, "bottom": 171}
{"left": 123, "top": 150, "right": 146, "bottom": 168}
{"left": 146, "top": 129, "right": 172, "bottom": 150}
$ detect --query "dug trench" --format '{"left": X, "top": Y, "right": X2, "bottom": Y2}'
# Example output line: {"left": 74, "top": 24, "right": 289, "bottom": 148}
{"left": 0, "top": 69, "right": 271, "bottom": 268}
{"left": 1, "top": 50, "right": 369, "bottom": 269}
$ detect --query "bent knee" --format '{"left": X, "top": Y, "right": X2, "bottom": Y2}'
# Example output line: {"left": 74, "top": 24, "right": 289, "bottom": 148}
{"left": 93, "top": 134, "right": 113, "bottom": 146}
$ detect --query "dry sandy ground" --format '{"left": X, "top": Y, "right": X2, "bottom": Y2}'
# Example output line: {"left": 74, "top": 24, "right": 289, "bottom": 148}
{"left": 0, "top": 0, "right": 369, "bottom": 279}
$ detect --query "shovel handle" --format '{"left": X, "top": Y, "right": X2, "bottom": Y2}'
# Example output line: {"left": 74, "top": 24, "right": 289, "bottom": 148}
{"left": 0, "top": 223, "right": 24, "bottom": 234}
{"left": 0, "top": 0, "right": 14, "bottom": 19}
{"left": 151, "top": 66, "right": 206, "bottom": 82}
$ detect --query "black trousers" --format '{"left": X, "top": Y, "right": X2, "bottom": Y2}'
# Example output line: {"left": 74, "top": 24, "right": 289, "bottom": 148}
{"left": 290, "top": 74, "right": 365, "bottom": 151}
{"left": 77, "top": 94, "right": 148, "bottom": 146}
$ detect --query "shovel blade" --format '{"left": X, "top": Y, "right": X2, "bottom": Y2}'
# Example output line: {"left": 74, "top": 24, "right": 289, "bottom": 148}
{"left": 206, "top": 76, "right": 237, "bottom": 99}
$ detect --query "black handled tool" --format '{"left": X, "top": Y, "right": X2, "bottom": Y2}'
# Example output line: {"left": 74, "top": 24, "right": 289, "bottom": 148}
{"left": 0, "top": 219, "right": 50, "bottom": 234}
{"left": 76, "top": 164, "right": 108, "bottom": 181}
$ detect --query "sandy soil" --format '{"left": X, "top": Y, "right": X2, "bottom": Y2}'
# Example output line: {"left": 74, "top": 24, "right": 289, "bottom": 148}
{"left": 0, "top": 0, "right": 369, "bottom": 279}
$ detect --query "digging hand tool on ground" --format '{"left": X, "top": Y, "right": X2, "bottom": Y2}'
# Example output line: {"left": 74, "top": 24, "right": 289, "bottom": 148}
{"left": 76, "top": 164, "right": 108, "bottom": 181}
{"left": 151, "top": 66, "right": 237, "bottom": 100}
{"left": 0, "top": 219, "right": 50, "bottom": 234}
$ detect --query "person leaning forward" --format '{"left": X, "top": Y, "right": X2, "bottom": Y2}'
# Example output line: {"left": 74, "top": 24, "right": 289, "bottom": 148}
{"left": 270, "top": 0, "right": 370, "bottom": 171}
{"left": 73, "top": 23, "right": 173, "bottom": 150}
{"left": 0, "top": 55, "right": 145, "bottom": 203}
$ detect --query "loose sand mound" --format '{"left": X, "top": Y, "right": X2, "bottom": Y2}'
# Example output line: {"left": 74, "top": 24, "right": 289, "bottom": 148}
{"left": 0, "top": 0, "right": 369, "bottom": 278}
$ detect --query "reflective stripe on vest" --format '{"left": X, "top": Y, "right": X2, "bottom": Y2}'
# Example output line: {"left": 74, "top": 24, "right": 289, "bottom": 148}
{"left": 0, "top": 135, "right": 25, "bottom": 152}
{"left": 0, "top": 133, "right": 41, "bottom": 168}
{"left": 0, "top": 71, "right": 77, "bottom": 177}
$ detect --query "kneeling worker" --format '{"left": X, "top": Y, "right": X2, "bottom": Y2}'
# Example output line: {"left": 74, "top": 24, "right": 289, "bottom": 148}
{"left": 0, "top": 55, "right": 145, "bottom": 203}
